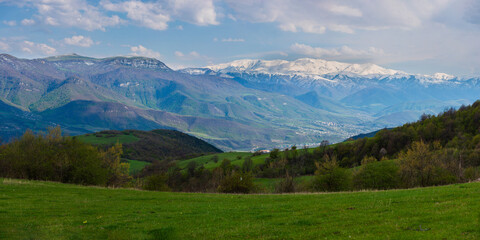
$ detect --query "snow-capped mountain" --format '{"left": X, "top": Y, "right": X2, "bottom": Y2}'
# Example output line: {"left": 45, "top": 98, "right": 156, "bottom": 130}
{"left": 2, "top": 53, "right": 480, "bottom": 151}
{"left": 190, "top": 58, "right": 480, "bottom": 130}
{"left": 206, "top": 58, "right": 403, "bottom": 78}
{"left": 205, "top": 58, "right": 466, "bottom": 84}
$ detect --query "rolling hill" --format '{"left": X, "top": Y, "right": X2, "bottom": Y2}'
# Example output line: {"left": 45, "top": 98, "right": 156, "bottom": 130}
{"left": 76, "top": 129, "right": 222, "bottom": 162}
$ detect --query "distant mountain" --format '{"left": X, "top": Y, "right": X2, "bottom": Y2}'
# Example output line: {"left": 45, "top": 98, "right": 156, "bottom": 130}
{"left": 76, "top": 129, "right": 222, "bottom": 162}
{"left": 1, "top": 54, "right": 479, "bottom": 151}
{"left": 206, "top": 58, "right": 402, "bottom": 77}
{"left": 345, "top": 129, "right": 391, "bottom": 141}
{"left": 201, "top": 58, "right": 480, "bottom": 126}
{"left": 0, "top": 54, "right": 369, "bottom": 150}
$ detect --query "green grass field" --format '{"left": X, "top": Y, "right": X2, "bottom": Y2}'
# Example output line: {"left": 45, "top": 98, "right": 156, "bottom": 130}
{"left": 177, "top": 152, "right": 254, "bottom": 169}
{"left": 177, "top": 148, "right": 316, "bottom": 170}
{"left": 1, "top": 179, "right": 479, "bottom": 239}
{"left": 76, "top": 133, "right": 139, "bottom": 145}
{"left": 126, "top": 160, "right": 151, "bottom": 175}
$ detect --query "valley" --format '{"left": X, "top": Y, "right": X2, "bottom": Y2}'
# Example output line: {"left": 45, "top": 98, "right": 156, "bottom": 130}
{"left": 1, "top": 54, "right": 479, "bottom": 150}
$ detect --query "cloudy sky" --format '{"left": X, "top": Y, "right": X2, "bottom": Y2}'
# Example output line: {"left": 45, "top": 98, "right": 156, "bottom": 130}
{"left": 0, "top": 0, "right": 479, "bottom": 75}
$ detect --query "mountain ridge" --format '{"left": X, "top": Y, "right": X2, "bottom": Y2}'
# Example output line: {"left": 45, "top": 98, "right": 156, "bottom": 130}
{"left": 1, "top": 53, "right": 479, "bottom": 151}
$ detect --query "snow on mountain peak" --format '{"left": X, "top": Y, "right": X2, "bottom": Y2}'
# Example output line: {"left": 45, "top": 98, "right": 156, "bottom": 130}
{"left": 206, "top": 58, "right": 402, "bottom": 77}
{"left": 431, "top": 73, "right": 455, "bottom": 80}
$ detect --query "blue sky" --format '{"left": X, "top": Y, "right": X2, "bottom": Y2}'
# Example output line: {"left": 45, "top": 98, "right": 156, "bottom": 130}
{"left": 0, "top": 0, "right": 480, "bottom": 76}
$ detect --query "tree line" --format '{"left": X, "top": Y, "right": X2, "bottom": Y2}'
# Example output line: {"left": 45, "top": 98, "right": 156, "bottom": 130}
{"left": 2, "top": 100, "right": 480, "bottom": 193}
{"left": 0, "top": 127, "right": 129, "bottom": 187}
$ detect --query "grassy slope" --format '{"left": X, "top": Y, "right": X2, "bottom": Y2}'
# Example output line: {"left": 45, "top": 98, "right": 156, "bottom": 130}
{"left": 177, "top": 152, "right": 254, "bottom": 169}
{"left": 76, "top": 133, "right": 140, "bottom": 145}
{"left": 127, "top": 160, "right": 151, "bottom": 175}
{"left": 1, "top": 179, "right": 479, "bottom": 239}
{"left": 177, "top": 147, "right": 316, "bottom": 170}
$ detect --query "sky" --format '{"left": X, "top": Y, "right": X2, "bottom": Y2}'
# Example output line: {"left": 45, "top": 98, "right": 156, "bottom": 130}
{"left": 0, "top": 0, "right": 479, "bottom": 76}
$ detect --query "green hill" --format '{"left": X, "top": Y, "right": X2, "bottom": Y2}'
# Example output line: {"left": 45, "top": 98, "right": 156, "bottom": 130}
{"left": 1, "top": 179, "right": 479, "bottom": 239}
{"left": 76, "top": 129, "right": 222, "bottom": 163}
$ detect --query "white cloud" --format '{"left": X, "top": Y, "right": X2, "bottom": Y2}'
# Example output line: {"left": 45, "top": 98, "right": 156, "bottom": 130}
{"left": 3, "top": 0, "right": 219, "bottom": 31}
{"left": 174, "top": 50, "right": 206, "bottom": 60}
{"left": 0, "top": 41, "right": 10, "bottom": 51}
{"left": 21, "top": 19, "right": 35, "bottom": 26}
{"left": 100, "top": 0, "right": 218, "bottom": 30}
{"left": 328, "top": 4, "right": 362, "bottom": 17}
{"left": 225, "top": 0, "right": 453, "bottom": 34}
{"left": 130, "top": 45, "right": 161, "bottom": 59}
{"left": 291, "top": 43, "right": 384, "bottom": 61}
{"left": 174, "top": 51, "right": 184, "bottom": 57}
{"left": 21, "top": 40, "right": 56, "bottom": 55}
{"left": 168, "top": 0, "right": 219, "bottom": 26}
{"left": 101, "top": 0, "right": 170, "bottom": 30}
{"left": 6, "top": 0, "right": 122, "bottom": 31}
{"left": 221, "top": 38, "right": 245, "bottom": 42}
{"left": 64, "top": 35, "right": 95, "bottom": 47}
{"left": 3, "top": 20, "right": 16, "bottom": 26}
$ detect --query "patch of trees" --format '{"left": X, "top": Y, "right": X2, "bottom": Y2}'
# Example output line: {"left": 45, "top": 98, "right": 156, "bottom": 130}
{"left": 139, "top": 158, "right": 255, "bottom": 193}
{"left": 0, "top": 127, "right": 130, "bottom": 186}
{"left": 319, "top": 101, "right": 480, "bottom": 168}
{"left": 309, "top": 140, "right": 480, "bottom": 192}
{"left": 256, "top": 147, "right": 321, "bottom": 178}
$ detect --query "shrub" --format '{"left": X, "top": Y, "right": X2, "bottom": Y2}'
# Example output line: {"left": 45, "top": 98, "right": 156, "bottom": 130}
{"left": 464, "top": 167, "right": 480, "bottom": 181}
{"left": 211, "top": 155, "right": 219, "bottom": 163}
{"left": 143, "top": 174, "right": 171, "bottom": 191}
{"left": 312, "top": 155, "right": 352, "bottom": 192}
{"left": 274, "top": 174, "right": 296, "bottom": 193}
{"left": 218, "top": 171, "right": 254, "bottom": 193}
{"left": 353, "top": 160, "right": 400, "bottom": 190}
{"left": 312, "top": 167, "right": 351, "bottom": 192}
{"left": 241, "top": 157, "right": 253, "bottom": 173}
{"left": 399, "top": 141, "right": 460, "bottom": 188}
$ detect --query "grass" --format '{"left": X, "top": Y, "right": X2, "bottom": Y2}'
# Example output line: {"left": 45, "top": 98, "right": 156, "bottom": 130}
{"left": 126, "top": 160, "right": 150, "bottom": 175}
{"left": 76, "top": 133, "right": 139, "bottom": 145}
{"left": 178, "top": 151, "right": 274, "bottom": 170}
{"left": 178, "top": 148, "right": 318, "bottom": 170}
{"left": 1, "top": 179, "right": 479, "bottom": 239}
{"left": 177, "top": 152, "right": 254, "bottom": 169}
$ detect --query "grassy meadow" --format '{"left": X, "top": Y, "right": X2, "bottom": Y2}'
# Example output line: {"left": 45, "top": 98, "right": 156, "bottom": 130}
{"left": 76, "top": 133, "right": 140, "bottom": 145}
{"left": 1, "top": 178, "right": 479, "bottom": 239}
{"left": 126, "top": 160, "right": 151, "bottom": 175}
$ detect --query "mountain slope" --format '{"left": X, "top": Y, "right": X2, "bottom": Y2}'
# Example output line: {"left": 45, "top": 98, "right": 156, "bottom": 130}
{"left": 76, "top": 129, "right": 222, "bottom": 162}
{"left": 0, "top": 54, "right": 378, "bottom": 150}
{"left": 203, "top": 58, "right": 480, "bottom": 126}
{"left": 2, "top": 54, "right": 480, "bottom": 150}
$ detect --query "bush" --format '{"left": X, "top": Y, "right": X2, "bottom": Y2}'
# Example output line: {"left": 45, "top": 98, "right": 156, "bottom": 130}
{"left": 218, "top": 171, "right": 254, "bottom": 193}
{"left": 312, "top": 155, "right": 352, "bottom": 192}
{"left": 143, "top": 174, "right": 170, "bottom": 191}
{"left": 353, "top": 161, "right": 400, "bottom": 190}
{"left": 312, "top": 167, "right": 351, "bottom": 192}
{"left": 274, "top": 175, "right": 296, "bottom": 193}
{"left": 464, "top": 167, "right": 480, "bottom": 181}
{"left": 399, "top": 141, "right": 460, "bottom": 188}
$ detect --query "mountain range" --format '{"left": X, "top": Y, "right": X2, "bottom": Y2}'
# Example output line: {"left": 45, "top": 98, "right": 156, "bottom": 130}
{"left": 1, "top": 54, "right": 479, "bottom": 150}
